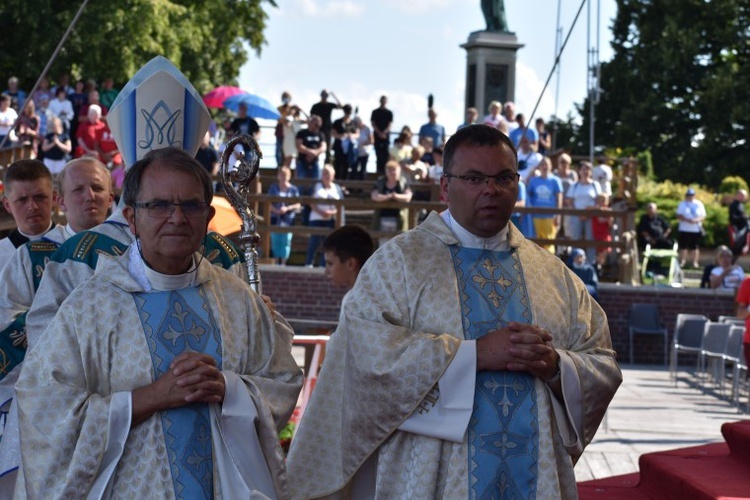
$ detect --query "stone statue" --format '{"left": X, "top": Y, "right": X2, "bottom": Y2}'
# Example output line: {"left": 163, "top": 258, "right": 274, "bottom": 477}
{"left": 481, "top": 0, "right": 509, "bottom": 32}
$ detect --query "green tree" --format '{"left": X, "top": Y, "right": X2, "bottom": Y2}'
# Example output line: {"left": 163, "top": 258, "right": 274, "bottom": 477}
{"left": 548, "top": 112, "right": 584, "bottom": 154}
{"left": 0, "top": 0, "right": 276, "bottom": 93}
{"left": 578, "top": 0, "right": 750, "bottom": 188}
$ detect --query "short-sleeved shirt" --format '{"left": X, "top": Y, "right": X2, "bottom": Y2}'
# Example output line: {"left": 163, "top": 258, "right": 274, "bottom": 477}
{"left": 676, "top": 199, "right": 706, "bottom": 233}
{"left": 566, "top": 181, "right": 602, "bottom": 210}
{"left": 509, "top": 127, "right": 539, "bottom": 147}
{"left": 710, "top": 266, "right": 745, "bottom": 291}
{"left": 76, "top": 120, "right": 107, "bottom": 153}
{"left": 527, "top": 175, "right": 563, "bottom": 219}
{"left": 268, "top": 183, "right": 301, "bottom": 226}
{"left": 296, "top": 128, "right": 324, "bottom": 152}
{"left": 230, "top": 116, "right": 260, "bottom": 137}
{"left": 517, "top": 150, "right": 543, "bottom": 178}
{"left": 418, "top": 122, "right": 446, "bottom": 147}
{"left": 370, "top": 108, "right": 393, "bottom": 135}
{"left": 310, "top": 102, "right": 338, "bottom": 131}
{"left": 96, "top": 125, "right": 122, "bottom": 164}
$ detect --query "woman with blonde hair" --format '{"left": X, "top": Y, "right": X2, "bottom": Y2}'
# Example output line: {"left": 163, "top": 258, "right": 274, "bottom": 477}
{"left": 483, "top": 100, "right": 503, "bottom": 128}
{"left": 709, "top": 245, "right": 745, "bottom": 290}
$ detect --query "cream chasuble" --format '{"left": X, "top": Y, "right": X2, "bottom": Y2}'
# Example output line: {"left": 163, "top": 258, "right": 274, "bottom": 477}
{"left": 287, "top": 211, "right": 621, "bottom": 499}
{"left": 15, "top": 249, "right": 302, "bottom": 499}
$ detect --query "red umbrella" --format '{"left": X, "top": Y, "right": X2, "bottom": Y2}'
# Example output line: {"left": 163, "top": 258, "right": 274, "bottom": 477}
{"left": 202, "top": 86, "right": 247, "bottom": 109}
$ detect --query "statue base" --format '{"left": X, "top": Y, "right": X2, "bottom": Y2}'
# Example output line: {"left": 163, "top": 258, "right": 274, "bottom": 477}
{"left": 461, "top": 30, "right": 524, "bottom": 116}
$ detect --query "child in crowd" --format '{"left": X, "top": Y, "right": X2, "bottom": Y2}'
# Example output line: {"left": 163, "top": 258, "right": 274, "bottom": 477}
{"left": 321, "top": 225, "right": 375, "bottom": 291}
{"left": 567, "top": 247, "right": 599, "bottom": 301}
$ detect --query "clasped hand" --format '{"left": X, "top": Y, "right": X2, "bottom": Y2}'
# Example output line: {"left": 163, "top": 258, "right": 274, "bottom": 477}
{"left": 154, "top": 352, "right": 225, "bottom": 408}
{"left": 476, "top": 322, "right": 559, "bottom": 380}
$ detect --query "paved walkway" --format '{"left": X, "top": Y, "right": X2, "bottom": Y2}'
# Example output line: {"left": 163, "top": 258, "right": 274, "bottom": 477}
{"left": 575, "top": 365, "right": 749, "bottom": 482}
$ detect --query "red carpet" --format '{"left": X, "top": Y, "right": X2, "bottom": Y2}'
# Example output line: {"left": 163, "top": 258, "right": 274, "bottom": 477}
{"left": 578, "top": 420, "right": 750, "bottom": 499}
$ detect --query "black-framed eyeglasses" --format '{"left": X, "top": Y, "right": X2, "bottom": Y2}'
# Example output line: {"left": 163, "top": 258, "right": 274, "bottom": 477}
{"left": 443, "top": 172, "right": 520, "bottom": 188}
{"left": 134, "top": 201, "right": 210, "bottom": 219}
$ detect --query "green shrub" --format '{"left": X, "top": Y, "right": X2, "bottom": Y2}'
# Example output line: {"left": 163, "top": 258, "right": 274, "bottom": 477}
{"left": 718, "top": 176, "right": 749, "bottom": 195}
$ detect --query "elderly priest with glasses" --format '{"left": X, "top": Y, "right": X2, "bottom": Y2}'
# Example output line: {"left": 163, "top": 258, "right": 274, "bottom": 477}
{"left": 14, "top": 146, "right": 302, "bottom": 499}
{"left": 13, "top": 60, "right": 302, "bottom": 499}
{"left": 288, "top": 124, "right": 621, "bottom": 499}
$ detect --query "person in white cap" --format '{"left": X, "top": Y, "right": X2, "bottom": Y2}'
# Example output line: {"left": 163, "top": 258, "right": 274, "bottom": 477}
{"left": 676, "top": 187, "right": 706, "bottom": 268}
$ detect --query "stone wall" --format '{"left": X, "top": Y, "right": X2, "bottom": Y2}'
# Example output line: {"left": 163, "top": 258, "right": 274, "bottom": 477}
{"left": 261, "top": 265, "right": 738, "bottom": 365}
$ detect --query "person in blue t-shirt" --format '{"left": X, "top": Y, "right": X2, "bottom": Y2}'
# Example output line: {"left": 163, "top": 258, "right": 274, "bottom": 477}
{"left": 418, "top": 109, "right": 446, "bottom": 148}
{"left": 527, "top": 157, "right": 562, "bottom": 253}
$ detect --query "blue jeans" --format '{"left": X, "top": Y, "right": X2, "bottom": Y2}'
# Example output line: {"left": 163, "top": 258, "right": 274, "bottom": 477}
{"left": 306, "top": 219, "right": 334, "bottom": 266}
{"left": 275, "top": 138, "right": 284, "bottom": 167}
{"left": 296, "top": 156, "right": 320, "bottom": 180}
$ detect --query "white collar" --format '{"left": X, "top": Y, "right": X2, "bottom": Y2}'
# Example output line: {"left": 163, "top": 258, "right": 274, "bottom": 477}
{"left": 127, "top": 244, "right": 196, "bottom": 292}
{"left": 18, "top": 220, "right": 54, "bottom": 241}
{"left": 441, "top": 210, "right": 509, "bottom": 251}
{"left": 62, "top": 224, "right": 76, "bottom": 239}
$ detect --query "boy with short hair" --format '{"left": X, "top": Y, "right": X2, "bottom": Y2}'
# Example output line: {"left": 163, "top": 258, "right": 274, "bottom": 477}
{"left": 322, "top": 225, "right": 375, "bottom": 290}
{"left": 0, "top": 159, "right": 56, "bottom": 270}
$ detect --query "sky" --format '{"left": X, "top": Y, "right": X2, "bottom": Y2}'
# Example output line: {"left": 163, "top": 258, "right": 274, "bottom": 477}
{"left": 239, "top": 0, "right": 618, "bottom": 134}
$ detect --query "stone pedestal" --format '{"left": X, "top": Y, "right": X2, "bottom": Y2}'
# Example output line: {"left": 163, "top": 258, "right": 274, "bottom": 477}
{"left": 461, "top": 31, "right": 524, "bottom": 116}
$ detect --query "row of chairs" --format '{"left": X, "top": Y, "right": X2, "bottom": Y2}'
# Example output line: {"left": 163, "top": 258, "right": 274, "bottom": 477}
{"left": 669, "top": 314, "right": 748, "bottom": 410}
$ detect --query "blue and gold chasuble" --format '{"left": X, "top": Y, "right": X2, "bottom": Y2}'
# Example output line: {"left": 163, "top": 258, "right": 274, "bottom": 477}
{"left": 134, "top": 286, "right": 222, "bottom": 499}
{"left": 449, "top": 246, "right": 538, "bottom": 499}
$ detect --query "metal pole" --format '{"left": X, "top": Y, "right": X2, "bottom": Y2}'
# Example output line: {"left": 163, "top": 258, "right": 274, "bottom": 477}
{"left": 552, "top": 0, "right": 563, "bottom": 151}
{"left": 588, "top": 0, "right": 595, "bottom": 165}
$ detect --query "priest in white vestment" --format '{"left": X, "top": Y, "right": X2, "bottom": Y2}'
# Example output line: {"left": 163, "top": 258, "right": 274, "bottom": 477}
{"left": 0, "top": 158, "right": 113, "bottom": 497}
{"left": 15, "top": 148, "right": 303, "bottom": 498}
{"left": 287, "top": 125, "right": 622, "bottom": 499}
{"left": 12, "top": 57, "right": 284, "bottom": 498}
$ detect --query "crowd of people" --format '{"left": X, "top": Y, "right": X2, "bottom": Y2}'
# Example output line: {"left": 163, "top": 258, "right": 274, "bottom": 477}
{"left": 257, "top": 90, "right": 631, "bottom": 274}
{"left": 1, "top": 74, "right": 125, "bottom": 190}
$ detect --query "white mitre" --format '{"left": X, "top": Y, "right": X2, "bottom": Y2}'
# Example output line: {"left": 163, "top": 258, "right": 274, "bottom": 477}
{"left": 107, "top": 55, "right": 211, "bottom": 168}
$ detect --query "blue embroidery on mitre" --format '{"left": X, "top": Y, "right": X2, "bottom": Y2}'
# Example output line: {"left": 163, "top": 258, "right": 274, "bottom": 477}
{"left": 139, "top": 99, "right": 182, "bottom": 150}
{"left": 108, "top": 56, "right": 210, "bottom": 168}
